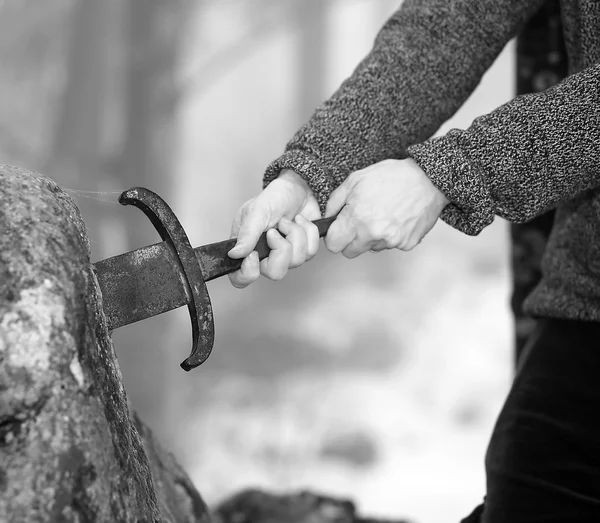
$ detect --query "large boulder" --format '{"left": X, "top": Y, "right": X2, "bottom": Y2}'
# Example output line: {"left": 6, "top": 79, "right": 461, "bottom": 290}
{"left": 0, "top": 165, "right": 210, "bottom": 522}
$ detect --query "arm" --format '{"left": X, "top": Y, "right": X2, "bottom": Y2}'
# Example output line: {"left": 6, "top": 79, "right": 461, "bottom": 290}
{"left": 263, "top": 0, "right": 546, "bottom": 212}
{"left": 408, "top": 62, "right": 600, "bottom": 235}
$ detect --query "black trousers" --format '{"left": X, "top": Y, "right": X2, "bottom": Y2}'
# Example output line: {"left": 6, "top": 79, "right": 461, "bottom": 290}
{"left": 461, "top": 318, "right": 600, "bottom": 523}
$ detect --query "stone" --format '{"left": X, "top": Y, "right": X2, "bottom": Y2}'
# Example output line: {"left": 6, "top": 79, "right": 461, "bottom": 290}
{"left": 0, "top": 165, "right": 210, "bottom": 522}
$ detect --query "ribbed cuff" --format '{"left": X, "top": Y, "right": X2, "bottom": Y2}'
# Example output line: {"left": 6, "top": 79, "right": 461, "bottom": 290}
{"left": 408, "top": 135, "right": 494, "bottom": 236}
{"left": 263, "top": 150, "right": 336, "bottom": 216}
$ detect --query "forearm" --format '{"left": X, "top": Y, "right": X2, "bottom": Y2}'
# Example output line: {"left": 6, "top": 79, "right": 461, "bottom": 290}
{"left": 409, "top": 62, "right": 600, "bottom": 235}
{"left": 264, "top": 0, "right": 546, "bottom": 212}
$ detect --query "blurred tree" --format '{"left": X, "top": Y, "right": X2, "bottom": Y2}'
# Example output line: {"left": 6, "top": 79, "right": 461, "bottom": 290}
{"left": 0, "top": 0, "right": 74, "bottom": 167}
{"left": 47, "top": 0, "right": 112, "bottom": 191}
{"left": 512, "top": 0, "right": 566, "bottom": 365}
{"left": 295, "top": 0, "right": 328, "bottom": 122}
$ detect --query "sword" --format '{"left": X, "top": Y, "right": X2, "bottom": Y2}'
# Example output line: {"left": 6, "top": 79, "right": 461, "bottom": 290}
{"left": 92, "top": 187, "right": 333, "bottom": 372}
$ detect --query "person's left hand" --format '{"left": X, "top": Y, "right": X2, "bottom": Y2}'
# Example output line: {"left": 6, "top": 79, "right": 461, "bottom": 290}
{"left": 324, "top": 158, "right": 450, "bottom": 258}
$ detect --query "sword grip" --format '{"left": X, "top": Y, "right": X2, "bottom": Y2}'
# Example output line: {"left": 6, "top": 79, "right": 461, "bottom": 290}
{"left": 201, "top": 216, "right": 335, "bottom": 282}
{"left": 253, "top": 216, "right": 335, "bottom": 261}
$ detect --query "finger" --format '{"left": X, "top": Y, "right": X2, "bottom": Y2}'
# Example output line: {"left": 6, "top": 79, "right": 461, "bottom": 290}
{"left": 228, "top": 251, "right": 260, "bottom": 288}
{"left": 228, "top": 203, "right": 271, "bottom": 259}
{"left": 325, "top": 207, "right": 357, "bottom": 254}
{"left": 369, "top": 240, "right": 387, "bottom": 252}
{"left": 230, "top": 206, "right": 243, "bottom": 238}
{"left": 295, "top": 214, "right": 320, "bottom": 260}
{"left": 278, "top": 217, "right": 307, "bottom": 268}
{"left": 260, "top": 229, "right": 292, "bottom": 280}
{"left": 299, "top": 201, "right": 321, "bottom": 222}
{"left": 325, "top": 179, "right": 353, "bottom": 218}
{"left": 342, "top": 234, "right": 375, "bottom": 259}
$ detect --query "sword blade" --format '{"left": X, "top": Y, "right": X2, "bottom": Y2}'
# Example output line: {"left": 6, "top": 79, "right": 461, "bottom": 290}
{"left": 93, "top": 238, "right": 247, "bottom": 330}
{"left": 93, "top": 217, "right": 334, "bottom": 330}
{"left": 93, "top": 242, "right": 182, "bottom": 330}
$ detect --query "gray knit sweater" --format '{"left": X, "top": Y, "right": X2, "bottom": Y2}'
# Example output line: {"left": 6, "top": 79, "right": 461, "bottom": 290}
{"left": 263, "top": 0, "right": 600, "bottom": 321}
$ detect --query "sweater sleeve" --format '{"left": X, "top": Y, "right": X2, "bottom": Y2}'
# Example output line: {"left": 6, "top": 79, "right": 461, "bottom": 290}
{"left": 408, "top": 62, "right": 600, "bottom": 235}
{"left": 262, "top": 0, "right": 546, "bottom": 213}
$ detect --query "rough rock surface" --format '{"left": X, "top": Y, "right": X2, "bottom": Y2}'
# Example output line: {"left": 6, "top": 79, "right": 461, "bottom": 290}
{"left": 133, "top": 413, "right": 211, "bottom": 523}
{"left": 0, "top": 165, "right": 209, "bottom": 522}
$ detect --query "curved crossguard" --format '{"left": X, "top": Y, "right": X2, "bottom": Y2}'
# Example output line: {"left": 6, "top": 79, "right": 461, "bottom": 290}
{"left": 119, "top": 187, "right": 214, "bottom": 371}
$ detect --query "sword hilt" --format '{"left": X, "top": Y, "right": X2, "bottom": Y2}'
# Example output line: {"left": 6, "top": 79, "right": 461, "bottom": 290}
{"left": 254, "top": 216, "right": 335, "bottom": 263}
{"left": 201, "top": 216, "right": 335, "bottom": 281}
{"left": 118, "top": 187, "right": 335, "bottom": 372}
{"left": 119, "top": 187, "right": 214, "bottom": 372}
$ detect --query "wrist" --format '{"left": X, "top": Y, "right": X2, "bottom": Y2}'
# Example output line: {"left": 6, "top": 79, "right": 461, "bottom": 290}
{"left": 278, "top": 169, "right": 314, "bottom": 196}
{"left": 278, "top": 168, "right": 307, "bottom": 185}
{"left": 405, "top": 157, "right": 450, "bottom": 212}
{"left": 433, "top": 185, "right": 451, "bottom": 210}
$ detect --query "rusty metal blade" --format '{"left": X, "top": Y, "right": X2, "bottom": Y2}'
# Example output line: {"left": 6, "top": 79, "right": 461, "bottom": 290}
{"left": 93, "top": 242, "right": 185, "bottom": 330}
{"left": 93, "top": 217, "right": 335, "bottom": 330}
{"left": 92, "top": 239, "right": 245, "bottom": 330}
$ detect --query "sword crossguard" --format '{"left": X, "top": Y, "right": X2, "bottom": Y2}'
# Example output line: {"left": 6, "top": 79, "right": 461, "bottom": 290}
{"left": 119, "top": 187, "right": 213, "bottom": 371}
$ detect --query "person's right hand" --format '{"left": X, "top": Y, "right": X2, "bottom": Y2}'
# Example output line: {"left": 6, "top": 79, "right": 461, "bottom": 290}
{"left": 228, "top": 170, "right": 321, "bottom": 288}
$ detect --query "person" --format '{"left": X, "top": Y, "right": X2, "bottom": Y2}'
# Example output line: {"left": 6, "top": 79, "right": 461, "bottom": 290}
{"left": 227, "top": 1, "right": 600, "bottom": 521}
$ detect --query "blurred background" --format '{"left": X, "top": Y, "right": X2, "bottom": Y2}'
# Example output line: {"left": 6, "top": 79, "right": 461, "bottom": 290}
{"left": 0, "top": 1, "right": 520, "bottom": 521}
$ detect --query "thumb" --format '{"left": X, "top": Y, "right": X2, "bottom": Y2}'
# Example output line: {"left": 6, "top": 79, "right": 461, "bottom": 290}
{"left": 228, "top": 204, "right": 273, "bottom": 259}
{"left": 325, "top": 179, "right": 353, "bottom": 218}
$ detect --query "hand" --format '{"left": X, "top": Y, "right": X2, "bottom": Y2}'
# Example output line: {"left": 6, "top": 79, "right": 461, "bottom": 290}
{"left": 228, "top": 170, "right": 321, "bottom": 288}
{"left": 324, "top": 158, "right": 449, "bottom": 258}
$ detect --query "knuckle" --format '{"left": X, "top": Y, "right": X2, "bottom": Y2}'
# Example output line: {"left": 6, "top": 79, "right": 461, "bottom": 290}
{"left": 267, "top": 268, "right": 287, "bottom": 281}
{"left": 290, "top": 222, "right": 306, "bottom": 241}
{"left": 241, "top": 198, "right": 257, "bottom": 215}
{"left": 261, "top": 258, "right": 288, "bottom": 281}
{"left": 290, "top": 258, "right": 304, "bottom": 269}
{"left": 249, "top": 203, "right": 266, "bottom": 221}
{"left": 248, "top": 196, "right": 270, "bottom": 217}
{"left": 247, "top": 264, "right": 260, "bottom": 280}
{"left": 365, "top": 220, "right": 388, "bottom": 240}
{"left": 281, "top": 239, "right": 293, "bottom": 254}
{"left": 324, "top": 238, "right": 339, "bottom": 254}
{"left": 293, "top": 243, "right": 307, "bottom": 260}
{"left": 289, "top": 249, "right": 301, "bottom": 265}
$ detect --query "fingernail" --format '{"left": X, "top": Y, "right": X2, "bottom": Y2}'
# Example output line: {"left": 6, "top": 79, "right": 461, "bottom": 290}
{"left": 228, "top": 244, "right": 243, "bottom": 256}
